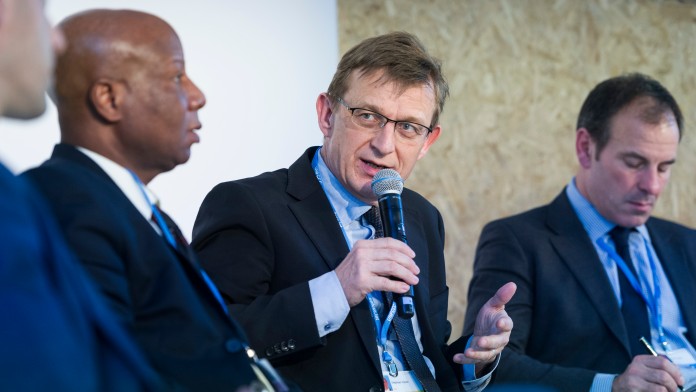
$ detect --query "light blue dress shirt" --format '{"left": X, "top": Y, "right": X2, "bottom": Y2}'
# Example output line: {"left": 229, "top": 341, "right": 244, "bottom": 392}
{"left": 566, "top": 178, "right": 696, "bottom": 391}
{"left": 307, "top": 148, "right": 493, "bottom": 390}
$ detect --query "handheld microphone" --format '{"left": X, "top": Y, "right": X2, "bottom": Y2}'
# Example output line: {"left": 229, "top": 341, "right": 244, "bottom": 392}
{"left": 371, "top": 169, "right": 415, "bottom": 319}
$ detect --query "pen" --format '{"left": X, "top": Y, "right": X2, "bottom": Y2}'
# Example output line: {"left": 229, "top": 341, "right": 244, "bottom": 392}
{"left": 639, "top": 336, "right": 684, "bottom": 392}
{"left": 639, "top": 336, "right": 658, "bottom": 356}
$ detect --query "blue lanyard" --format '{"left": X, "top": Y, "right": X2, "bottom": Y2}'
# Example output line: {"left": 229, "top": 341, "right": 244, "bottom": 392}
{"left": 129, "top": 170, "right": 229, "bottom": 315}
{"left": 313, "top": 154, "right": 399, "bottom": 374}
{"left": 367, "top": 292, "right": 399, "bottom": 375}
{"left": 312, "top": 161, "right": 354, "bottom": 248}
{"left": 597, "top": 233, "right": 668, "bottom": 350}
{"left": 128, "top": 170, "right": 176, "bottom": 247}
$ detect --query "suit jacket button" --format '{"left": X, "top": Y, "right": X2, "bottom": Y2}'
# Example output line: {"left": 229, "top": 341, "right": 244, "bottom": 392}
{"left": 287, "top": 339, "right": 296, "bottom": 350}
{"left": 273, "top": 344, "right": 282, "bottom": 354}
{"left": 369, "top": 385, "right": 384, "bottom": 392}
{"left": 265, "top": 347, "right": 274, "bottom": 357}
{"left": 225, "top": 339, "right": 243, "bottom": 353}
{"left": 280, "top": 341, "right": 289, "bottom": 352}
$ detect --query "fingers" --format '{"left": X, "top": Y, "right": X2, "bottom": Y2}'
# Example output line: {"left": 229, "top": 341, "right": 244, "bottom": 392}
{"left": 335, "top": 238, "right": 419, "bottom": 307}
{"left": 463, "top": 346, "right": 499, "bottom": 363}
{"left": 473, "top": 282, "right": 515, "bottom": 337}
{"left": 494, "top": 313, "right": 514, "bottom": 333}
{"left": 451, "top": 342, "right": 501, "bottom": 365}
{"left": 452, "top": 352, "right": 489, "bottom": 365}
{"left": 456, "top": 319, "right": 513, "bottom": 366}
{"left": 451, "top": 353, "right": 468, "bottom": 364}
{"left": 474, "top": 325, "right": 511, "bottom": 350}
{"left": 642, "top": 356, "right": 684, "bottom": 389}
{"left": 463, "top": 283, "right": 516, "bottom": 366}
{"left": 355, "top": 239, "right": 419, "bottom": 276}
{"left": 616, "top": 355, "right": 685, "bottom": 391}
{"left": 465, "top": 323, "right": 510, "bottom": 359}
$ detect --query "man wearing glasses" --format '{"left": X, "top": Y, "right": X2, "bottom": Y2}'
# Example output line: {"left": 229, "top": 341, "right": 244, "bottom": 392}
{"left": 193, "top": 32, "right": 515, "bottom": 392}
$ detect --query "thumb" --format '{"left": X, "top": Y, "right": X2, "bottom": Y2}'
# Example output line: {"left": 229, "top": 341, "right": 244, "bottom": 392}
{"left": 488, "top": 282, "right": 516, "bottom": 309}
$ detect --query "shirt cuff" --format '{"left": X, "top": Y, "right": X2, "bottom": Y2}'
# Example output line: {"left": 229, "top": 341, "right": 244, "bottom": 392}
{"left": 590, "top": 373, "right": 616, "bottom": 392}
{"left": 309, "top": 271, "right": 350, "bottom": 338}
{"left": 461, "top": 336, "right": 498, "bottom": 391}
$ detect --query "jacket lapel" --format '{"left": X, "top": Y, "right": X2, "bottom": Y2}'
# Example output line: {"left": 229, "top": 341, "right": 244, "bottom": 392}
{"left": 288, "top": 191, "right": 349, "bottom": 271}
{"left": 403, "top": 205, "right": 432, "bottom": 337}
{"left": 285, "top": 147, "right": 381, "bottom": 376}
{"left": 648, "top": 221, "right": 696, "bottom": 348}
{"left": 49, "top": 144, "right": 234, "bottom": 323}
{"left": 157, "top": 210, "right": 234, "bottom": 320}
{"left": 547, "top": 190, "right": 632, "bottom": 355}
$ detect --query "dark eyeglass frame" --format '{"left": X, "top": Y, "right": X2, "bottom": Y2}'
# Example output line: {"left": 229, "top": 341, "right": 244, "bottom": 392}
{"left": 334, "top": 96, "right": 433, "bottom": 137}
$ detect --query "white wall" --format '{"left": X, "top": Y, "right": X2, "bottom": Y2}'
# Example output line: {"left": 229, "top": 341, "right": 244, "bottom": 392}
{"left": 0, "top": 0, "right": 338, "bottom": 239}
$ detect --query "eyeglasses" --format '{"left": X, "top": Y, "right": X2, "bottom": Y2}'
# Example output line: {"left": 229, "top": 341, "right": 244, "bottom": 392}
{"left": 335, "top": 96, "right": 433, "bottom": 141}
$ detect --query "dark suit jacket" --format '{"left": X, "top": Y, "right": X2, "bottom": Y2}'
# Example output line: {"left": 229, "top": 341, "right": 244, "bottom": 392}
{"left": 22, "top": 144, "right": 262, "bottom": 391}
{"left": 463, "top": 190, "right": 696, "bottom": 391}
{"left": 1, "top": 163, "right": 160, "bottom": 391}
{"left": 192, "top": 147, "right": 469, "bottom": 392}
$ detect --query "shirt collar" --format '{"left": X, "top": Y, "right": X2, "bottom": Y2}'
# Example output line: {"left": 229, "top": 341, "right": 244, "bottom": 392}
{"left": 312, "top": 148, "right": 371, "bottom": 227}
{"left": 77, "top": 146, "right": 156, "bottom": 221}
{"left": 565, "top": 177, "right": 649, "bottom": 239}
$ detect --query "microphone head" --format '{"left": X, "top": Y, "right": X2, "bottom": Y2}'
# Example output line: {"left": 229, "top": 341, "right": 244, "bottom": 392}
{"left": 371, "top": 169, "right": 403, "bottom": 197}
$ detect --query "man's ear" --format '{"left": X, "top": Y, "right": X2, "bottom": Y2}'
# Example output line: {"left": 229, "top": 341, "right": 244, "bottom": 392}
{"left": 417, "top": 124, "right": 441, "bottom": 160}
{"left": 576, "top": 128, "right": 594, "bottom": 168}
{"left": 89, "top": 78, "right": 125, "bottom": 122}
{"left": 316, "top": 92, "right": 334, "bottom": 138}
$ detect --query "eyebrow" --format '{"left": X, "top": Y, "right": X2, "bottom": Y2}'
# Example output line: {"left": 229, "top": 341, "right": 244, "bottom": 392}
{"left": 620, "top": 151, "right": 677, "bottom": 165}
{"left": 357, "top": 103, "right": 429, "bottom": 125}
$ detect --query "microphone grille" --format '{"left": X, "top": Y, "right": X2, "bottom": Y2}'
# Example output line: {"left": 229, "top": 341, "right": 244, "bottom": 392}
{"left": 371, "top": 169, "right": 403, "bottom": 196}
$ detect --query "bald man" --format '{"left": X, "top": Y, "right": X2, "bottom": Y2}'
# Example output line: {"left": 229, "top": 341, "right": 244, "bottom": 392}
{"left": 1, "top": 1, "right": 160, "bottom": 391}
{"left": 23, "top": 9, "right": 287, "bottom": 392}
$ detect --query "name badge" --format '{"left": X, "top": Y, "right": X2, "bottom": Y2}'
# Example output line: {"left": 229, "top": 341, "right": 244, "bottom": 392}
{"left": 666, "top": 348, "right": 696, "bottom": 366}
{"left": 382, "top": 371, "right": 424, "bottom": 392}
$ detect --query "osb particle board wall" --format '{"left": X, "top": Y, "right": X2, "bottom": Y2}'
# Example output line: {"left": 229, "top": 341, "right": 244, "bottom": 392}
{"left": 338, "top": 0, "right": 696, "bottom": 339}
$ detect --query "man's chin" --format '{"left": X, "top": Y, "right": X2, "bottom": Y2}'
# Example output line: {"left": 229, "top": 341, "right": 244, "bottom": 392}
{"left": 161, "top": 154, "right": 190, "bottom": 174}
{"left": 617, "top": 213, "right": 651, "bottom": 228}
{"left": 178, "top": 148, "right": 192, "bottom": 164}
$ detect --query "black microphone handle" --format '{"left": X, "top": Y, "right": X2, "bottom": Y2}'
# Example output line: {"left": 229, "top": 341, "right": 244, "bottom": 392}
{"left": 378, "top": 193, "right": 415, "bottom": 319}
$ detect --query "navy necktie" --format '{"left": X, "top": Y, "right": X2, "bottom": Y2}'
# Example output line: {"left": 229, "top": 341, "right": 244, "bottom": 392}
{"left": 365, "top": 207, "right": 441, "bottom": 392}
{"left": 155, "top": 206, "right": 194, "bottom": 256}
{"left": 153, "top": 207, "right": 229, "bottom": 315}
{"left": 610, "top": 226, "right": 651, "bottom": 356}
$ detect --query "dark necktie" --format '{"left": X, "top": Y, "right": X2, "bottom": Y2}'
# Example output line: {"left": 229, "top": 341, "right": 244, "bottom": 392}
{"left": 155, "top": 206, "right": 194, "bottom": 256}
{"left": 610, "top": 226, "right": 651, "bottom": 356}
{"left": 365, "top": 205, "right": 384, "bottom": 239}
{"left": 364, "top": 206, "right": 441, "bottom": 392}
{"left": 152, "top": 206, "right": 229, "bottom": 315}
{"left": 154, "top": 209, "right": 286, "bottom": 390}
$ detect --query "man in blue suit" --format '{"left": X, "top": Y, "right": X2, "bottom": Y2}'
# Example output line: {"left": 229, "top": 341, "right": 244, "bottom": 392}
{"left": 464, "top": 73, "right": 696, "bottom": 392}
{"left": 0, "top": 0, "right": 161, "bottom": 390}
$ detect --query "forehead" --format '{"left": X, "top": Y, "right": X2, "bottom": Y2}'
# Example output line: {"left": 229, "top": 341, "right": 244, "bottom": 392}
{"left": 605, "top": 98, "right": 679, "bottom": 155}
{"left": 138, "top": 28, "right": 183, "bottom": 61}
{"left": 345, "top": 70, "right": 436, "bottom": 114}
{"left": 114, "top": 34, "right": 183, "bottom": 79}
